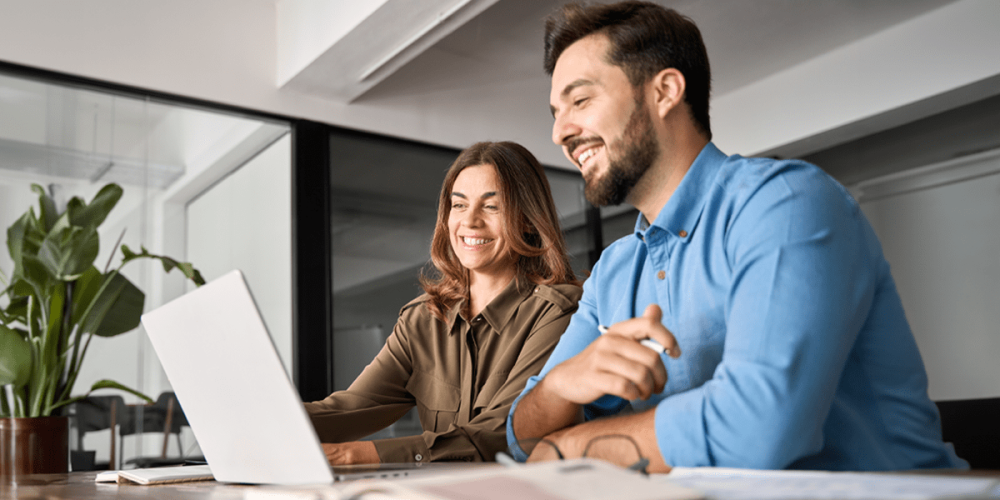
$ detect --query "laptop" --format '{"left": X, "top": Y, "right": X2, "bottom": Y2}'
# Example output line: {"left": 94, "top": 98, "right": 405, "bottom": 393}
{"left": 141, "top": 269, "right": 469, "bottom": 485}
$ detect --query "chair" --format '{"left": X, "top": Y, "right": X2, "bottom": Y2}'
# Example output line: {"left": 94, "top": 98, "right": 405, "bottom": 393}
{"left": 119, "top": 391, "right": 193, "bottom": 468}
{"left": 71, "top": 395, "right": 130, "bottom": 470}
{"left": 935, "top": 397, "right": 1000, "bottom": 469}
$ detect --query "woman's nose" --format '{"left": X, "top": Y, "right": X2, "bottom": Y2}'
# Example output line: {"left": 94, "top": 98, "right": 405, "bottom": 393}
{"left": 460, "top": 207, "right": 483, "bottom": 227}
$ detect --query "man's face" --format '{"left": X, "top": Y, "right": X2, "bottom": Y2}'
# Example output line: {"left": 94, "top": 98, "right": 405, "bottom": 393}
{"left": 550, "top": 35, "right": 659, "bottom": 206}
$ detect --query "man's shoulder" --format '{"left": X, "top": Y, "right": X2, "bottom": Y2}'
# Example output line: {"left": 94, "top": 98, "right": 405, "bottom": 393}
{"left": 588, "top": 234, "right": 644, "bottom": 279}
{"left": 712, "top": 154, "right": 855, "bottom": 208}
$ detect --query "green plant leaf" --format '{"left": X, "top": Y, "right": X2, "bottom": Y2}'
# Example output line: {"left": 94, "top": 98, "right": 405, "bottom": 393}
{"left": 69, "top": 267, "right": 102, "bottom": 327}
{"left": 66, "top": 184, "right": 123, "bottom": 229}
{"left": 6, "top": 210, "right": 43, "bottom": 275}
{"left": 30, "top": 184, "right": 59, "bottom": 233}
{"left": 49, "top": 379, "right": 154, "bottom": 413}
{"left": 82, "top": 272, "right": 145, "bottom": 338}
{"left": 37, "top": 225, "right": 100, "bottom": 281}
{"left": 0, "top": 324, "right": 32, "bottom": 388}
{"left": 19, "top": 255, "right": 56, "bottom": 302}
{"left": 121, "top": 245, "right": 206, "bottom": 286}
{"left": 88, "top": 379, "right": 154, "bottom": 403}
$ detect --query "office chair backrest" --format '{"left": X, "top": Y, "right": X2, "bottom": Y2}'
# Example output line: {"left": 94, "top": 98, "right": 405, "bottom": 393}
{"left": 935, "top": 397, "right": 1000, "bottom": 469}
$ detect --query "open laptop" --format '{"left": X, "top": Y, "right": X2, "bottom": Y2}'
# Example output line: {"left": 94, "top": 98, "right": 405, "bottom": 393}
{"left": 141, "top": 269, "right": 468, "bottom": 485}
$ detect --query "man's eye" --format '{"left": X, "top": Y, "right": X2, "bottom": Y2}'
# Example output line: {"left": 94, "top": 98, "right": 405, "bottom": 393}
{"left": 452, "top": 203, "right": 465, "bottom": 209}
{"left": 573, "top": 97, "right": 588, "bottom": 106}
{"left": 485, "top": 205, "right": 499, "bottom": 211}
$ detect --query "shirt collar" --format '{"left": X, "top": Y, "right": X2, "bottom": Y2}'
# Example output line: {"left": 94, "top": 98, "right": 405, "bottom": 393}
{"left": 445, "top": 278, "right": 532, "bottom": 335}
{"left": 634, "top": 142, "right": 725, "bottom": 242}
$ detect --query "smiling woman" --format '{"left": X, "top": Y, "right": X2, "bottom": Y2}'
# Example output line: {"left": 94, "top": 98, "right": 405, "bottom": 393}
{"left": 304, "top": 141, "right": 582, "bottom": 464}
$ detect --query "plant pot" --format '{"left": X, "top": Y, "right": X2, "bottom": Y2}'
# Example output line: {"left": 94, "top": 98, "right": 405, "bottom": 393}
{"left": 0, "top": 416, "right": 69, "bottom": 476}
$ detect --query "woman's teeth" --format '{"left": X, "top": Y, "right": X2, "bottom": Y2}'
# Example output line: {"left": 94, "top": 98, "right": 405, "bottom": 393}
{"left": 463, "top": 237, "right": 492, "bottom": 245}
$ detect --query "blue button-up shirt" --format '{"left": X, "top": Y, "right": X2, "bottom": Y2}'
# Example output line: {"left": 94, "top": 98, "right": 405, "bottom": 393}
{"left": 508, "top": 143, "right": 965, "bottom": 470}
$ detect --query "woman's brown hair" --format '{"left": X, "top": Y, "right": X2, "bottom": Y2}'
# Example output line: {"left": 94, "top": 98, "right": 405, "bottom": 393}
{"left": 420, "top": 141, "right": 580, "bottom": 321}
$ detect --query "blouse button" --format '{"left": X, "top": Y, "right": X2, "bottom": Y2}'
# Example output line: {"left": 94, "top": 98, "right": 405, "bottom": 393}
{"left": 679, "top": 229, "right": 688, "bottom": 238}
{"left": 415, "top": 454, "right": 423, "bottom": 461}
{"left": 657, "top": 270, "right": 666, "bottom": 280}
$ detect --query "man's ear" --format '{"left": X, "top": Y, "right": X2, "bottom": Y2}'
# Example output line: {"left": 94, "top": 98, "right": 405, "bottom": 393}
{"left": 650, "top": 68, "right": 686, "bottom": 119}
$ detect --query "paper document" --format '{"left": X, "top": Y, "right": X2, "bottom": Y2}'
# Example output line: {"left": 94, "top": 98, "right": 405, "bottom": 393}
{"left": 244, "top": 459, "right": 702, "bottom": 500}
{"left": 93, "top": 464, "right": 214, "bottom": 485}
{"left": 661, "top": 467, "right": 1000, "bottom": 500}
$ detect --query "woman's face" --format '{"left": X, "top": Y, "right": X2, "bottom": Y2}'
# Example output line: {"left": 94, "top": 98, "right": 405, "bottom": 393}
{"left": 448, "top": 164, "right": 514, "bottom": 279}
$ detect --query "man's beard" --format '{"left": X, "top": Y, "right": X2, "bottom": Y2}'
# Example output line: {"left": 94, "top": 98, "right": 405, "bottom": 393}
{"left": 583, "top": 98, "right": 659, "bottom": 207}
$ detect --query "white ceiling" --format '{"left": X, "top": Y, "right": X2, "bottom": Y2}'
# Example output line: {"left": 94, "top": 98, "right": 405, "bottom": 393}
{"left": 292, "top": 0, "right": 958, "bottom": 104}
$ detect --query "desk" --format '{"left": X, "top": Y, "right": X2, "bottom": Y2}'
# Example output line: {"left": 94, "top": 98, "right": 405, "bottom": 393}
{"left": 1, "top": 471, "right": 250, "bottom": 499}
{"left": 2, "top": 468, "right": 998, "bottom": 500}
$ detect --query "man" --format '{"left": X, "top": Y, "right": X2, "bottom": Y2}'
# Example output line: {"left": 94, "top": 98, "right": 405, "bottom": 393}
{"left": 506, "top": 1, "right": 965, "bottom": 471}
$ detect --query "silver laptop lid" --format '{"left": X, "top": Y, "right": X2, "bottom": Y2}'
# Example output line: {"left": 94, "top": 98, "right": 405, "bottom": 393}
{"left": 142, "top": 269, "right": 333, "bottom": 485}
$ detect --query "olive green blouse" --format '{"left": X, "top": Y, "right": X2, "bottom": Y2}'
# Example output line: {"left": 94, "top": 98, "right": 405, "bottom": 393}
{"left": 304, "top": 279, "right": 581, "bottom": 463}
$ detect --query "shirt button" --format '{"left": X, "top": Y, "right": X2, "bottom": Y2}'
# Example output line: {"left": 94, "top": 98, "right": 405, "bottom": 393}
{"left": 679, "top": 230, "right": 688, "bottom": 238}
{"left": 657, "top": 270, "right": 666, "bottom": 280}
{"left": 415, "top": 454, "right": 423, "bottom": 461}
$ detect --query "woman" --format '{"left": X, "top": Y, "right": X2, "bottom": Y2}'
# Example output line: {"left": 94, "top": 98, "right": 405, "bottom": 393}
{"left": 305, "top": 141, "right": 582, "bottom": 464}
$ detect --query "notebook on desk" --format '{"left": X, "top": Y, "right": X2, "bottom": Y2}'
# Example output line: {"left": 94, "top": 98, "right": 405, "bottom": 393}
{"left": 142, "top": 269, "right": 462, "bottom": 485}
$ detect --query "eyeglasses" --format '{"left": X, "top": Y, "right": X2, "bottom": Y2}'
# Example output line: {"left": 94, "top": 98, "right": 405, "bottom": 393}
{"left": 505, "top": 435, "right": 650, "bottom": 475}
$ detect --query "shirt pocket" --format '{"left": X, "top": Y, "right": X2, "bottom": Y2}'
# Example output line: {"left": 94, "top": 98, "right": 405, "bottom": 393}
{"left": 406, "top": 372, "right": 461, "bottom": 433}
{"left": 472, "top": 369, "right": 509, "bottom": 416}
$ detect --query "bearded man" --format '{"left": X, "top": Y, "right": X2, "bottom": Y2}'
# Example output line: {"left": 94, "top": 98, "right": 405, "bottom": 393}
{"left": 507, "top": 1, "right": 966, "bottom": 472}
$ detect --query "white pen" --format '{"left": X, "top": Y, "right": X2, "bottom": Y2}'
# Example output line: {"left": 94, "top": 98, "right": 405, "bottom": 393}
{"left": 598, "top": 324, "right": 669, "bottom": 355}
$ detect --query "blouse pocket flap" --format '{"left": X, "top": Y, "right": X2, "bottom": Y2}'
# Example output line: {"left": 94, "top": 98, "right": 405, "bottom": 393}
{"left": 406, "top": 371, "right": 461, "bottom": 411}
{"left": 473, "top": 369, "right": 509, "bottom": 410}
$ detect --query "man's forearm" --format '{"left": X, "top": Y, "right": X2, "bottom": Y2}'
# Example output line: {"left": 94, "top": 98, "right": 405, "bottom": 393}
{"left": 533, "top": 409, "right": 670, "bottom": 473}
{"left": 511, "top": 377, "right": 585, "bottom": 444}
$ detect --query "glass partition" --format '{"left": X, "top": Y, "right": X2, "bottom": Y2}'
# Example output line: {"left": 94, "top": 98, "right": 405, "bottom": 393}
{"left": 0, "top": 68, "right": 290, "bottom": 470}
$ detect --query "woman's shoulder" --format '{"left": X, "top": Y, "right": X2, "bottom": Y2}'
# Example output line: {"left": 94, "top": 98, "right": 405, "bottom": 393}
{"left": 529, "top": 283, "right": 583, "bottom": 312}
{"left": 398, "top": 293, "right": 433, "bottom": 318}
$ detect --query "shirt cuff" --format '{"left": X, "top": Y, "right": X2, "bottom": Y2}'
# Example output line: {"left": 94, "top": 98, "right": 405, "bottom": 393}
{"left": 654, "top": 387, "right": 712, "bottom": 467}
{"left": 506, "top": 391, "right": 531, "bottom": 462}
{"left": 372, "top": 435, "right": 432, "bottom": 463}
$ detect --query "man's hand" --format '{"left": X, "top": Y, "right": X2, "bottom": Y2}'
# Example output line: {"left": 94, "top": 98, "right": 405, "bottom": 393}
{"left": 321, "top": 441, "right": 379, "bottom": 465}
{"left": 544, "top": 304, "right": 679, "bottom": 405}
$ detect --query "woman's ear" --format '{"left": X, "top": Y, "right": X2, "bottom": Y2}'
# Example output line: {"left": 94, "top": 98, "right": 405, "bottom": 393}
{"left": 650, "top": 68, "right": 686, "bottom": 119}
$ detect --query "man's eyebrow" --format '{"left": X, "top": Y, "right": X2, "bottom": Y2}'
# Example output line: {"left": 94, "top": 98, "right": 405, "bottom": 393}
{"left": 550, "top": 78, "right": 595, "bottom": 117}
{"left": 451, "top": 191, "right": 467, "bottom": 199}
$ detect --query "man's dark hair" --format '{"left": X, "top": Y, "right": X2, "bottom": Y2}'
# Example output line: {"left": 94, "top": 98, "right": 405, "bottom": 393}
{"left": 544, "top": 1, "right": 712, "bottom": 139}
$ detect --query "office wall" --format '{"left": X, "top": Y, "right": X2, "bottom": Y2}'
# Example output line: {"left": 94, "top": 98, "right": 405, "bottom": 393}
{"left": 858, "top": 151, "right": 1000, "bottom": 401}
{"left": 186, "top": 134, "right": 293, "bottom": 377}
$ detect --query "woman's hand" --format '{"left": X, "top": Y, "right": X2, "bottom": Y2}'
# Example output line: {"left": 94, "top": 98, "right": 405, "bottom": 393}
{"left": 321, "top": 441, "right": 380, "bottom": 465}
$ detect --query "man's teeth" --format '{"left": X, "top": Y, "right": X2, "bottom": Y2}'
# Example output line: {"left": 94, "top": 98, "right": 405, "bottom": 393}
{"left": 579, "top": 148, "right": 596, "bottom": 164}
{"left": 463, "top": 237, "right": 492, "bottom": 245}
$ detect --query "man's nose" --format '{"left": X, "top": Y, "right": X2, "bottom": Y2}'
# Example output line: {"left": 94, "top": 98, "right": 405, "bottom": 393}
{"left": 552, "top": 113, "right": 581, "bottom": 146}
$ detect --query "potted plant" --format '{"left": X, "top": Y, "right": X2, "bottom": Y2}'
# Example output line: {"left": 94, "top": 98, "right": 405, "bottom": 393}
{"left": 0, "top": 183, "right": 204, "bottom": 475}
